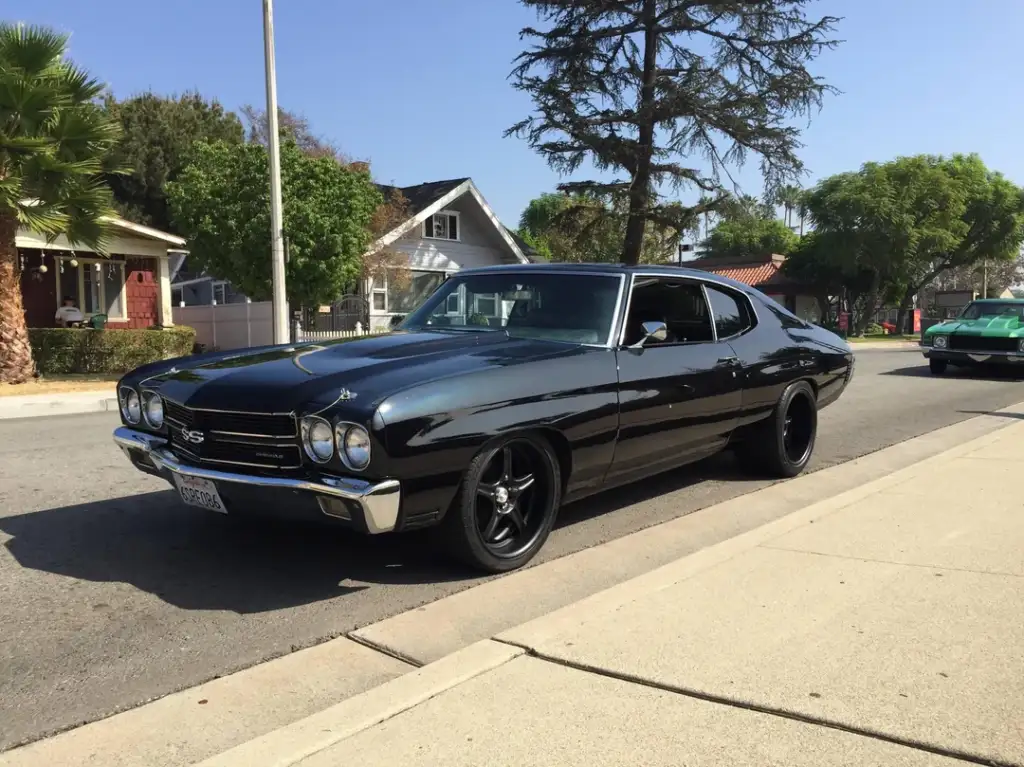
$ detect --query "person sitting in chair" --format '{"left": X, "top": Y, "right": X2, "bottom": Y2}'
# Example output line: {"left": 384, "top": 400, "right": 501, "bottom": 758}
{"left": 55, "top": 296, "right": 84, "bottom": 328}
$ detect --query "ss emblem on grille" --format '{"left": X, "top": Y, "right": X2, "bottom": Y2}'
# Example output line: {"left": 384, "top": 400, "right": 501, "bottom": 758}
{"left": 181, "top": 429, "right": 206, "bottom": 445}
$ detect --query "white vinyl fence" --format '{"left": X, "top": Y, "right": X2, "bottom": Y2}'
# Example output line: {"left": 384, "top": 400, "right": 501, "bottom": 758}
{"left": 172, "top": 301, "right": 375, "bottom": 351}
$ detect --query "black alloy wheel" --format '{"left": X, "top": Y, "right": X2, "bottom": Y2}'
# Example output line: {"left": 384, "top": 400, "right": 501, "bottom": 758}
{"left": 439, "top": 433, "right": 561, "bottom": 573}
{"left": 929, "top": 358, "right": 948, "bottom": 375}
{"left": 736, "top": 380, "right": 818, "bottom": 479}
{"left": 781, "top": 390, "right": 815, "bottom": 468}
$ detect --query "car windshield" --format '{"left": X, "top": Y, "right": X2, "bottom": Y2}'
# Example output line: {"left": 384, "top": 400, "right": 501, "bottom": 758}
{"left": 959, "top": 302, "right": 1024, "bottom": 320}
{"left": 398, "top": 271, "right": 622, "bottom": 345}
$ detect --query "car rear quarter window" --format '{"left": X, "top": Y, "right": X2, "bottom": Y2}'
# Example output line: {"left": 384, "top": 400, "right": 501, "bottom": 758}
{"left": 704, "top": 284, "right": 753, "bottom": 338}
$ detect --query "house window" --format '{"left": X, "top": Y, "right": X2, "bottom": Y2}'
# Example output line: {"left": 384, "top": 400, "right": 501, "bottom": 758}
{"left": 56, "top": 257, "right": 128, "bottom": 321}
{"left": 212, "top": 282, "right": 226, "bottom": 305}
{"left": 446, "top": 285, "right": 464, "bottom": 315}
{"left": 423, "top": 211, "right": 460, "bottom": 241}
{"left": 387, "top": 270, "right": 445, "bottom": 314}
{"left": 372, "top": 290, "right": 387, "bottom": 312}
{"left": 474, "top": 294, "right": 497, "bottom": 317}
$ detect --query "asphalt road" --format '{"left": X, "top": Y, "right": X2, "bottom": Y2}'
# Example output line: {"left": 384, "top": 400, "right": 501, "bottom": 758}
{"left": 1, "top": 347, "right": 1022, "bottom": 750}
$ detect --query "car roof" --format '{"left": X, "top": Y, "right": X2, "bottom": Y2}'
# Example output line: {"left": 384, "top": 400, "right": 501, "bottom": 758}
{"left": 970, "top": 297, "right": 1024, "bottom": 303}
{"left": 454, "top": 262, "right": 756, "bottom": 293}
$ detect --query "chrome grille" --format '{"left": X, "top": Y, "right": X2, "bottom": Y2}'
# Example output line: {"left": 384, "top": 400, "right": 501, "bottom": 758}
{"left": 948, "top": 335, "right": 1017, "bottom": 352}
{"left": 164, "top": 399, "right": 300, "bottom": 471}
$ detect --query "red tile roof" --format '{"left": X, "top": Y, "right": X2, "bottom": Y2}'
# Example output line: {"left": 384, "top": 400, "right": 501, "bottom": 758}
{"left": 706, "top": 262, "right": 780, "bottom": 287}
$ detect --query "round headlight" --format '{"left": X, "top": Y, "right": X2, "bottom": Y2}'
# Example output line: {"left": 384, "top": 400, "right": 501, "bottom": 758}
{"left": 1017, "top": 339, "right": 1024, "bottom": 353}
{"left": 301, "top": 416, "right": 334, "bottom": 463}
{"left": 120, "top": 388, "right": 141, "bottom": 424}
{"left": 338, "top": 424, "right": 371, "bottom": 470}
{"left": 933, "top": 335, "right": 948, "bottom": 348}
{"left": 143, "top": 393, "right": 164, "bottom": 428}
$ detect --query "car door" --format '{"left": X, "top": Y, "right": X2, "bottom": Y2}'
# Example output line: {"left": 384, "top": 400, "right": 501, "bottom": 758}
{"left": 607, "top": 276, "right": 743, "bottom": 484}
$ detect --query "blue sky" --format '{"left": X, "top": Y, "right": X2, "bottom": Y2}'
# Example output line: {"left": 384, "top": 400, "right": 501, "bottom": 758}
{"left": 16, "top": 0, "right": 1024, "bottom": 232}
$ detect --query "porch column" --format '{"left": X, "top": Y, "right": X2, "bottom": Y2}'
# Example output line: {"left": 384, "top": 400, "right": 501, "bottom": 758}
{"left": 156, "top": 254, "right": 174, "bottom": 327}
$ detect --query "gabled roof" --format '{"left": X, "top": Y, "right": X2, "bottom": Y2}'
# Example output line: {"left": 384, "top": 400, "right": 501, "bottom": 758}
{"left": 376, "top": 178, "right": 469, "bottom": 217}
{"left": 370, "top": 178, "right": 529, "bottom": 264}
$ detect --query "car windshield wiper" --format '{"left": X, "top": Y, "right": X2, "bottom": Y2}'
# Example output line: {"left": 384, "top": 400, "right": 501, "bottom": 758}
{"left": 425, "top": 325, "right": 499, "bottom": 333}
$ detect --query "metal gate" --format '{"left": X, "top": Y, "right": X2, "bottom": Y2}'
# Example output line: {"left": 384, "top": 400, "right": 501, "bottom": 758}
{"left": 305, "top": 294, "right": 368, "bottom": 333}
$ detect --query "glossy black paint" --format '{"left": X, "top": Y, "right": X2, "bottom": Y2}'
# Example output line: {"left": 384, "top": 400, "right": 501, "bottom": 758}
{"left": 118, "top": 264, "right": 853, "bottom": 532}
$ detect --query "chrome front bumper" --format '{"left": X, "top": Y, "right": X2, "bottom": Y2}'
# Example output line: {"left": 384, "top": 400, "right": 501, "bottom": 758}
{"left": 113, "top": 427, "right": 401, "bottom": 533}
{"left": 921, "top": 346, "right": 1024, "bottom": 361}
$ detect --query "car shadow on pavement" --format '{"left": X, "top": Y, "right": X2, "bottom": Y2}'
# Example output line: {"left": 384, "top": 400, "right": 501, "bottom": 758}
{"left": 0, "top": 490, "right": 469, "bottom": 614}
{"left": 880, "top": 364, "right": 1024, "bottom": 380}
{"left": 555, "top": 450, "right": 755, "bottom": 529}
{"left": 0, "top": 455, "right": 756, "bottom": 615}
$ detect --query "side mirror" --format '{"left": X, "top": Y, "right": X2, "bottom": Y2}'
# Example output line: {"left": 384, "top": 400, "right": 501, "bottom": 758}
{"left": 630, "top": 320, "right": 668, "bottom": 349}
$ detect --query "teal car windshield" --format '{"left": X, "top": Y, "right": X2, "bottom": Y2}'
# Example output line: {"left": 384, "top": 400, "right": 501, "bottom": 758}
{"left": 959, "top": 302, "right": 1024, "bottom": 320}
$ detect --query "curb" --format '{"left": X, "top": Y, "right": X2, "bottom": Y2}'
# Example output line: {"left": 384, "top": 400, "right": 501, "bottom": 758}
{"left": 194, "top": 641, "right": 522, "bottom": 767}
{"left": 848, "top": 341, "right": 920, "bottom": 350}
{"left": 0, "top": 392, "right": 119, "bottom": 420}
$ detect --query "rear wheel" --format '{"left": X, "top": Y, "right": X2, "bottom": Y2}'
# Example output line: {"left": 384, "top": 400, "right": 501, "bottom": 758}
{"left": 438, "top": 433, "right": 561, "bottom": 573}
{"left": 736, "top": 380, "right": 817, "bottom": 478}
{"left": 929, "top": 358, "right": 948, "bottom": 375}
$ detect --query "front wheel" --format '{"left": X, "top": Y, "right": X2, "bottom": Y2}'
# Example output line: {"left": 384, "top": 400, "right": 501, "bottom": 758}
{"left": 929, "top": 358, "right": 948, "bottom": 375}
{"left": 736, "top": 380, "right": 818, "bottom": 479}
{"left": 438, "top": 433, "right": 562, "bottom": 573}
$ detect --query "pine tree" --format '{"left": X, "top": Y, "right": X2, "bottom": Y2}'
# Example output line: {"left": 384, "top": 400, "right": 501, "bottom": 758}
{"left": 507, "top": 0, "right": 840, "bottom": 265}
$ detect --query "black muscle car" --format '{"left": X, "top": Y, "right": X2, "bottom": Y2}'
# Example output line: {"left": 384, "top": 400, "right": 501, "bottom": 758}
{"left": 113, "top": 264, "right": 853, "bottom": 572}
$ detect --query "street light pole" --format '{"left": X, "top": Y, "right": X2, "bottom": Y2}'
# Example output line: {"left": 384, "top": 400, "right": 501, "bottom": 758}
{"left": 262, "top": 0, "right": 288, "bottom": 344}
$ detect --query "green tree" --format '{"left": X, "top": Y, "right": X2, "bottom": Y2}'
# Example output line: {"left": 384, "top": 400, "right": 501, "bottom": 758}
{"left": 102, "top": 91, "right": 244, "bottom": 232}
{"left": 166, "top": 139, "right": 381, "bottom": 308}
{"left": 803, "top": 154, "right": 1024, "bottom": 334}
{"left": 508, "top": 0, "right": 839, "bottom": 265}
{"left": 890, "top": 154, "right": 1024, "bottom": 331}
{"left": 701, "top": 217, "right": 799, "bottom": 260}
{"left": 0, "top": 24, "right": 124, "bottom": 384}
{"left": 518, "top": 191, "right": 683, "bottom": 263}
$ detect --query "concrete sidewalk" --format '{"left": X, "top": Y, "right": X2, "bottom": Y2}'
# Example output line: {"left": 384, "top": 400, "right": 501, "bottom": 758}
{"left": 202, "top": 420, "right": 1024, "bottom": 767}
{"left": 0, "top": 390, "right": 119, "bottom": 420}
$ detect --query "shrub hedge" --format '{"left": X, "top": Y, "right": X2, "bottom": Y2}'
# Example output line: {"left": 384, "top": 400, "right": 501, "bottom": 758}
{"left": 29, "top": 327, "right": 197, "bottom": 375}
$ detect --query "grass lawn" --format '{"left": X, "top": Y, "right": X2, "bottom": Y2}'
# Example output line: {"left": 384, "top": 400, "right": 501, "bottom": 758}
{"left": 0, "top": 374, "right": 120, "bottom": 397}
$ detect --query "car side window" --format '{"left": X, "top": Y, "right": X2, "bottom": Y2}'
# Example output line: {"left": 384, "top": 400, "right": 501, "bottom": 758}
{"left": 623, "top": 278, "right": 714, "bottom": 345}
{"left": 704, "top": 285, "right": 753, "bottom": 338}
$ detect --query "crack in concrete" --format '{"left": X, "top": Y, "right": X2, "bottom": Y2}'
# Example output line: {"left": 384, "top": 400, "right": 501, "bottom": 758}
{"left": 494, "top": 638, "right": 1013, "bottom": 767}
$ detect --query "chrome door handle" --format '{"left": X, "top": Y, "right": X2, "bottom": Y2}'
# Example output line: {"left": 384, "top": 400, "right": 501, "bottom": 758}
{"left": 717, "top": 356, "right": 740, "bottom": 367}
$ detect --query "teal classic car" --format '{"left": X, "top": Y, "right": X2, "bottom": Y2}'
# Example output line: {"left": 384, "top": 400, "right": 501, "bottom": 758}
{"left": 921, "top": 298, "right": 1024, "bottom": 374}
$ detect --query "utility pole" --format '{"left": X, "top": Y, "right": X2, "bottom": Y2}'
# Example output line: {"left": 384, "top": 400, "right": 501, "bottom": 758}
{"left": 263, "top": 0, "right": 288, "bottom": 344}
{"left": 983, "top": 260, "right": 989, "bottom": 299}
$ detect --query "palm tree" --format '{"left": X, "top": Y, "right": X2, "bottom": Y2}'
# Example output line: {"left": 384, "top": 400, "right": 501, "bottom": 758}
{"left": 0, "top": 23, "right": 123, "bottom": 383}
{"left": 775, "top": 185, "right": 802, "bottom": 229}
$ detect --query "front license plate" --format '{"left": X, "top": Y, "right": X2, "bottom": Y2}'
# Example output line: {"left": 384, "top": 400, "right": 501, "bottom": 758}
{"left": 173, "top": 474, "right": 227, "bottom": 513}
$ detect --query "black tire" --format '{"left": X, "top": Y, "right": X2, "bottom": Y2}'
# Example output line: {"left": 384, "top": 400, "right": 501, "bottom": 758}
{"left": 438, "top": 433, "right": 562, "bottom": 573}
{"left": 929, "top": 358, "right": 948, "bottom": 375}
{"left": 736, "top": 380, "right": 817, "bottom": 479}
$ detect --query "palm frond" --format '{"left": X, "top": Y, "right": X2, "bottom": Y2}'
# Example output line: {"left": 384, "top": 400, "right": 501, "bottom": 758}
{"left": 0, "top": 23, "right": 67, "bottom": 77}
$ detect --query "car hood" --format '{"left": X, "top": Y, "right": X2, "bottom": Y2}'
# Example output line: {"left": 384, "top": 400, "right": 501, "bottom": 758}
{"left": 927, "top": 317, "right": 1024, "bottom": 336}
{"left": 146, "top": 330, "right": 579, "bottom": 416}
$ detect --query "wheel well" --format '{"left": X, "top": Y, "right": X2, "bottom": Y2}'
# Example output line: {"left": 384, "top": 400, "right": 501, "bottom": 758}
{"left": 532, "top": 427, "right": 573, "bottom": 494}
{"left": 800, "top": 377, "right": 819, "bottom": 400}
